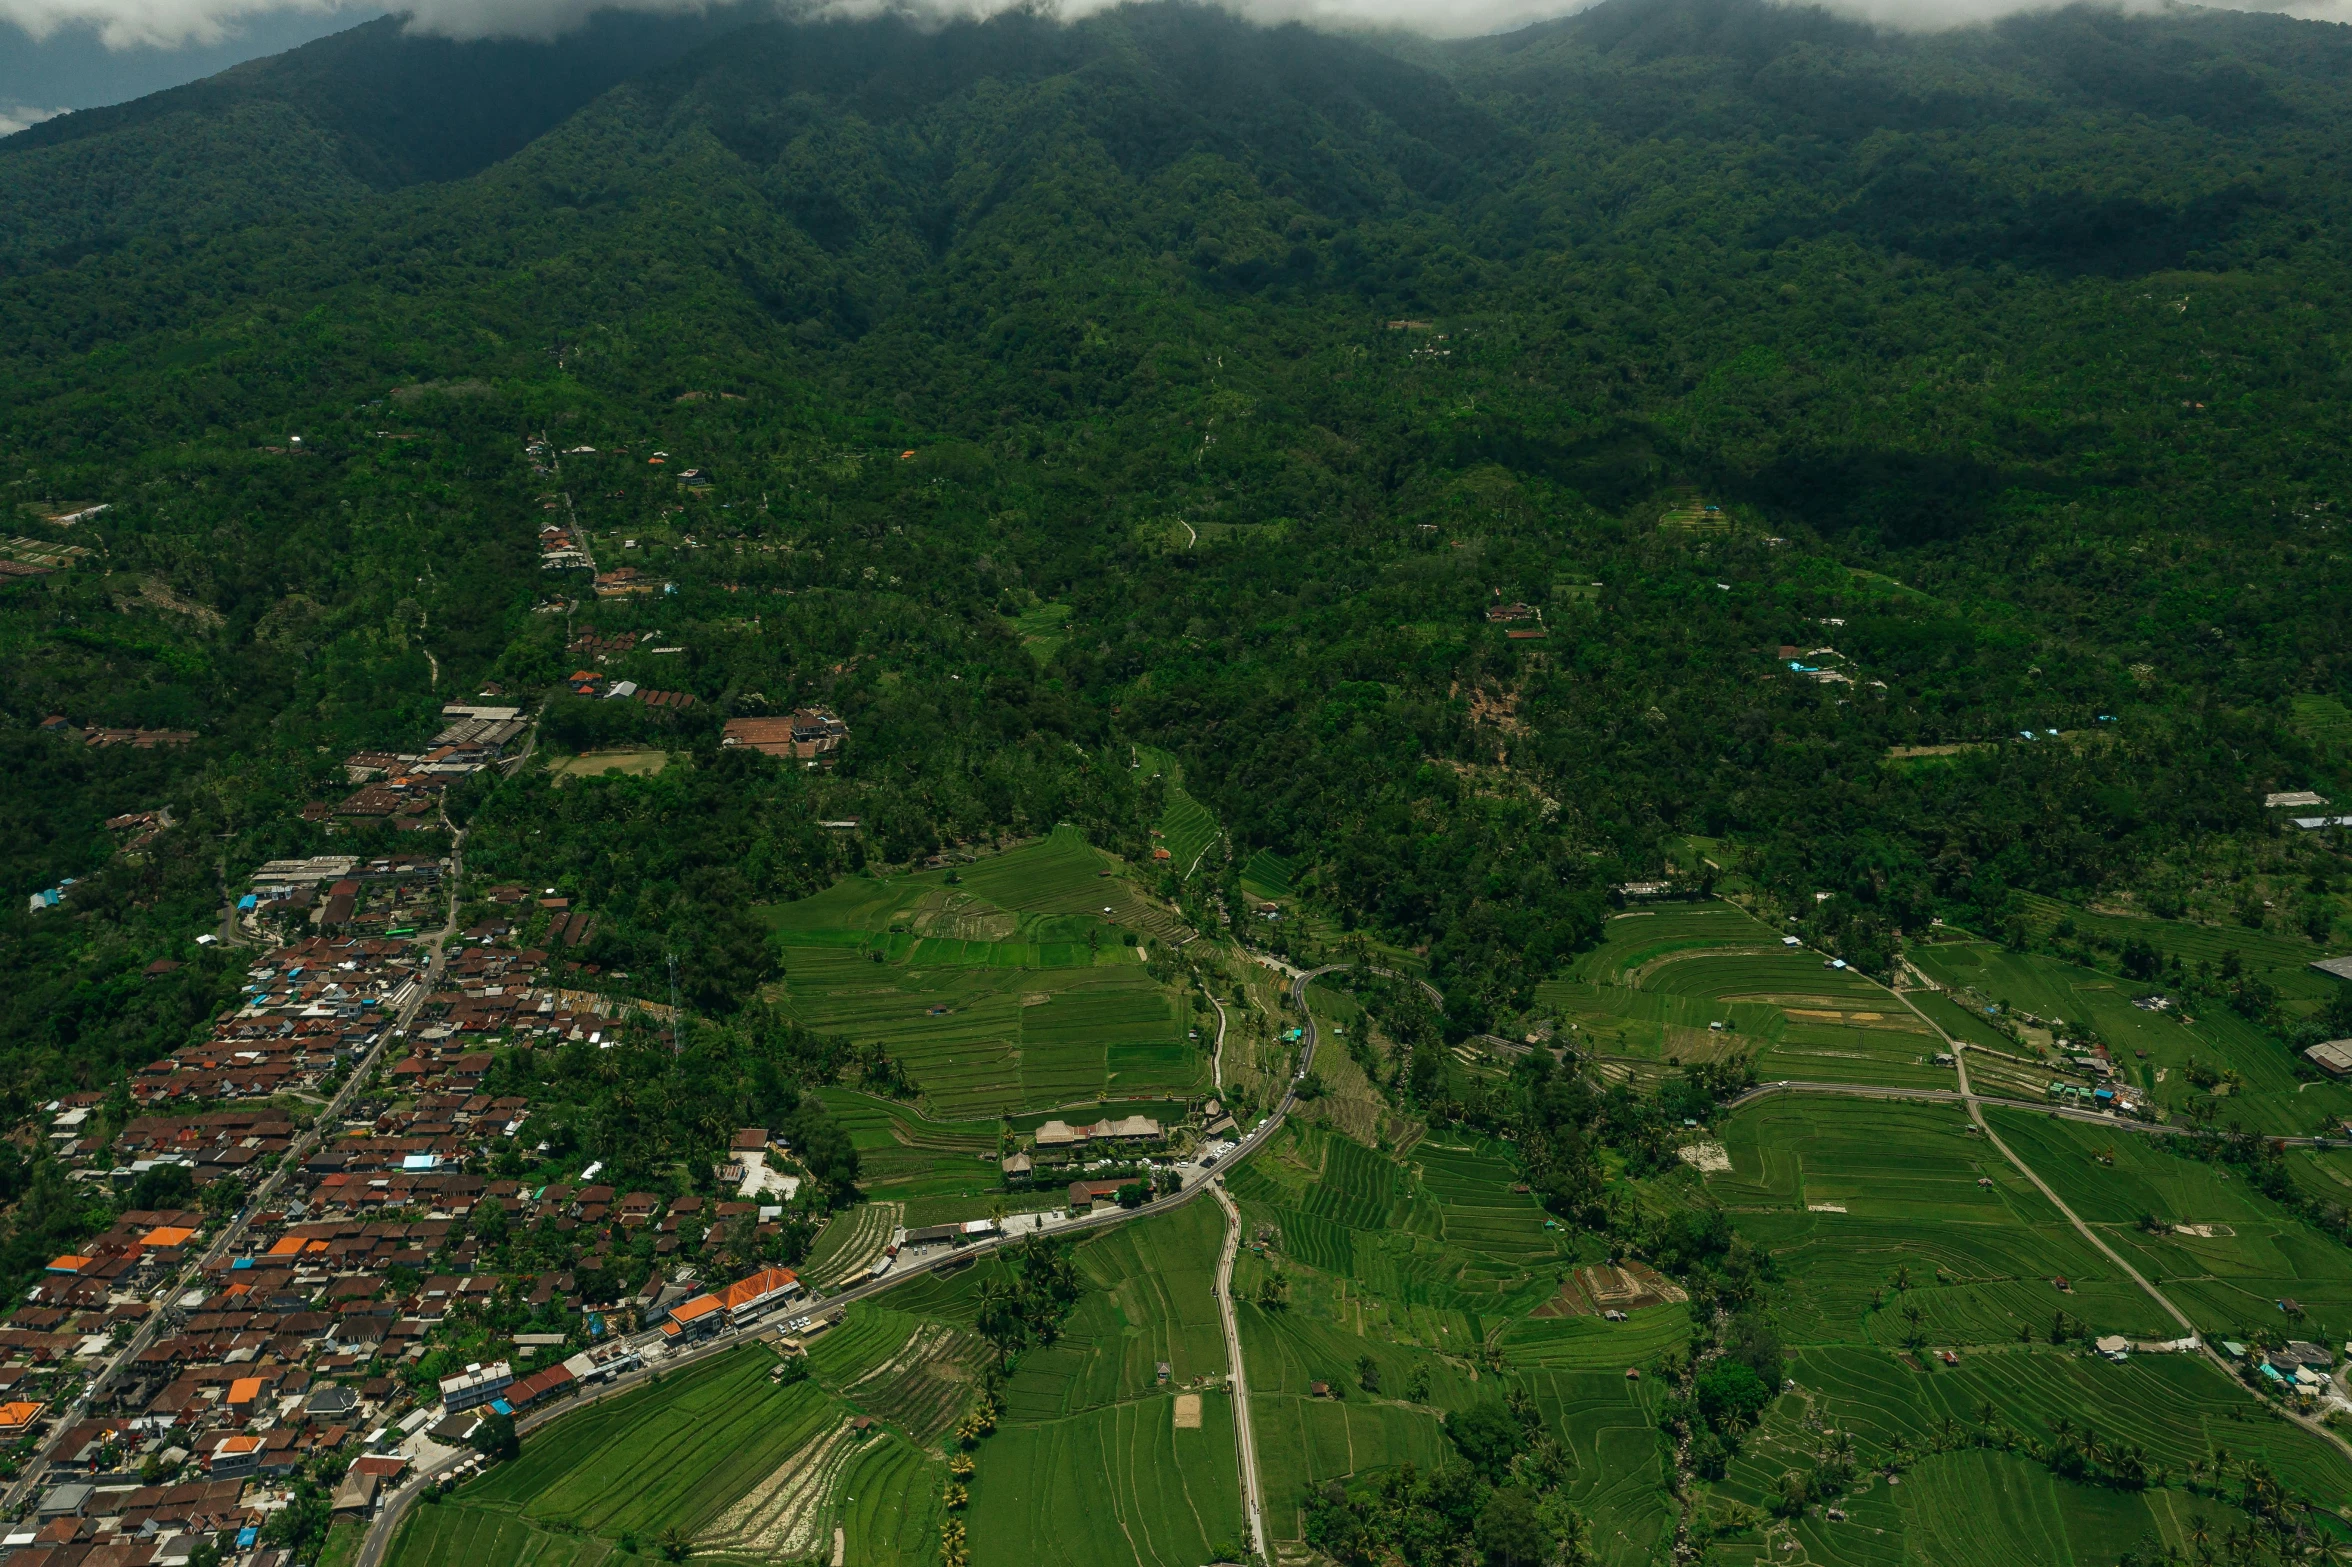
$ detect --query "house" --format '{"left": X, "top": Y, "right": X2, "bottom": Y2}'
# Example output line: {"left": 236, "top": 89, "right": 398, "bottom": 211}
{"left": 731, "top": 1128, "right": 770, "bottom": 1155}
{"left": 661, "top": 1293, "right": 725, "bottom": 1343}
{"left": 332, "top": 1467, "right": 384, "bottom": 1518}
{"left": 1000, "top": 1152, "right": 1033, "bottom": 1183}
{"left": 437, "top": 1360, "right": 513, "bottom": 1412}
{"left": 1093, "top": 1115, "right": 1164, "bottom": 1146}
{"left": 1065, "top": 1180, "right": 1129, "bottom": 1213}
{"left": 717, "top": 1266, "right": 800, "bottom": 1325}
{"left": 2307, "top": 1041, "right": 2352, "bottom": 1078}
{"left": 208, "top": 1434, "right": 266, "bottom": 1477}
{"left": 504, "top": 1362, "right": 577, "bottom": 1413}
{"left": 1033, "top": 1120, "right": 1088, "bottom": 1151}
{"left": 721, "top": 710, "right": 849, "bottom": 762}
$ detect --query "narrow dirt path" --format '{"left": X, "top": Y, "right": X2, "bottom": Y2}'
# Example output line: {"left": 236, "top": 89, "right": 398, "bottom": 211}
{"left": 1210, "top": 1179, "right": 1268, "bottom": 1561}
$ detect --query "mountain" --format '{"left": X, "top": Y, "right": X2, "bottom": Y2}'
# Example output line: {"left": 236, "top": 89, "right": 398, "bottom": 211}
{"left": 0, "top": 0, "right": 2348, "bottom": 1089}
{"left": 0, "top": 4, "right": 767, "bottom": 274}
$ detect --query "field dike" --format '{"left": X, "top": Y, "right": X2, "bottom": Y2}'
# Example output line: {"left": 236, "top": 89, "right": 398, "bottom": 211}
{"left": 696, "top": 1414, "right": 860, "bottom": 1559}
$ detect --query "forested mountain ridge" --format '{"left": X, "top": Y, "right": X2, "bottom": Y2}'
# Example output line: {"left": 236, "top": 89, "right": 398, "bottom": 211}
{"left": 2, "top": 0, "right": 2350, "bottom": 1083}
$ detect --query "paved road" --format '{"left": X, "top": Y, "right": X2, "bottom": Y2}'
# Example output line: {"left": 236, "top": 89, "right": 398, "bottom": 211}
{"left": 5, "top": 825, "right": 468, "bottom": 1518}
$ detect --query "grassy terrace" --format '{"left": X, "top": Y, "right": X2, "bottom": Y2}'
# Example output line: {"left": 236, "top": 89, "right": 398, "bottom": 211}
{"left": 1909, "top": 940, "right": 2352, "bottom": 1133}
{"left": 1537, "top": 904, "right": 1948, "bottom": 1091}
{"left": 758, "top": 827, "right": 1206, "bottom": 1118}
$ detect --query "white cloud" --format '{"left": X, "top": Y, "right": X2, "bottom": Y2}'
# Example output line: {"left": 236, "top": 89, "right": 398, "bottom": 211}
{"left": 0, "top": 0, "right": 347, "bottom": 49}
{"left": 0, "top": 0, "right": 2343, "bottom": 55}
{"left": 0, "top": 102, "right": 68, "bottom": 132}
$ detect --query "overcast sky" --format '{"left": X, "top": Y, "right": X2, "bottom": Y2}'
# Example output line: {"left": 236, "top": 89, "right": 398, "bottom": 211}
{"left": 5, "top": 0, "right": 2348, "bottom": 136}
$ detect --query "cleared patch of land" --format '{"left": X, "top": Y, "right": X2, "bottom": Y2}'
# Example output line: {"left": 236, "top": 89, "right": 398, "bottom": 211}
{"left": 548, "top": 747, "right": 669, "bottom": 784}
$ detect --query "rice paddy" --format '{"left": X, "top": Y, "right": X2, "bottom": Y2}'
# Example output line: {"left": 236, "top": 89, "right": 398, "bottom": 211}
{"left": 1537, "top": 904, "right": 1949, "bottom": 1089}
{"left": 1686, "top": 1091, "right": 2352, "bottom": 1556}
{"left": 1908, "top": 939, "right": 2352, "bottom": 1132}
{"left": 758, "top": 830, "right": 1207, "bottom": 1117}
{"left": 385, "top": 1346, "right": 926, "bottom": 1567}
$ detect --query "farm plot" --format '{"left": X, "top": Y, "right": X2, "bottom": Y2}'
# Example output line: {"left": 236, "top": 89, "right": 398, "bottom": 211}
{"left": 964, "top": 1393, "right": 1244, "bottom": 1567}
{"left": 695, "top": 1416, "right": 864, "bottom": 1562}
{"left": 1521, "top": 1372, "right": 1677, "bottom": 1564}
{"left": 834, "top": 1436, "right": 943, "bottom": 1567}
{"left": 1909, "top": 942, "right": 2352, "bottom": 1132}
{"left": 1250, "top": 1394, "right": 1449, "bottom": 1541}
{"left": 775, "top": 939, "right": 1202, "bottom": 1118}
{"left": 1239, "top": 848, "right": 1296, "bottom": 902}
{"left": 389, "top": 1349, "right": 919, "bottom": 1567}
{"left": 2014, "top": 892, "right": 2338, "bottom": 1011}
{"left": 1539, "top": 905, "right": 1945, "bottom": 1089}
{"left": 1777, "top": 1346, "right": 2352, "bottom": 1508}
{"left": 1711, "top": 1097, "right": 2169, "bottom": 1346}
{"left": 814, "top": 1087, "right": 1003, "bottom": 1203}
{"left": 1000, "top": 1200, "right": 1228, "bottom": 1423}
{"left": 964, "top": 1201, "right": 1244, "bottom": 1567}
{"left": 1225, "top": 1122, "right": 1566, "bottom": 1320}
{"left": 802, "top": 1199, "right": 906, "bottom": 1288}
{"left": 837, "top": 1320, "right": 990, "bottom": 1441}
{"left": 1138, "top": 745, "right": 1222, "bottom": 878}
{"left": 385, "top": 1509, "right": 615, "bottom": 1567}
{"left": 1984, "top": 1108, "right": 2352, "bottom": 1345}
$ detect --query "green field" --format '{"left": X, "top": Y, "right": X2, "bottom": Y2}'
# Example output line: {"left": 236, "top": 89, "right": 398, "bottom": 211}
{"left": 1009, "top": 601, "right": 1073, "bottom": 662}
{"left": 2291, "top": 693, "right": 2352, "bottom": 754}
{"left": 759, "top": 831, "right": 1206, "bottom": 1117}
{"left": 1689, "top": 1093, "right": 2352, "bottom": 1557}
{"left": 1537, "top": 904, "right": 1949, "bottom": 1089}
{"left": 1983, "top": 1107, "right": 2352, "bottom": 1346}
{"left": 814, "top": 1088, "right": 1012, "bottom": 1209}
{"left": 1238, "top": 849, "right": 1295, "bottom": 901}
{"left": 1224, "top": 1120, "right": 1682, "bottom": 1560}
{"left": 1138, "top": 745, "right": 1222, "bottom": 881}
{"left": 387, "top": 1345, "right": 943, "bottom": 1567}
{"left": 962, "top": 1199, "right": 1247, "bottom": 1567}
{"left": 1708, "top": 1096, "right": 2170, "bottom": 1347}
{"left": 1909, "top": 939, "right": 2352, "bottom": 1132}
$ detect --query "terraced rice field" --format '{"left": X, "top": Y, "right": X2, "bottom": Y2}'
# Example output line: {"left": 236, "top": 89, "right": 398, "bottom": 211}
{"left": 1239, "top": 848, "right": 1295, "bottom": 900}
{"left": 2293, "top": 692, "right": 2352, "bottom": 752}
{"left": 761, "top": 832, "right": 1206, "bottom": 1116}
{"left": 1708, "top": 1096, "right": 2172, "bottom": 1347}
{"left": 803, "top": 1199, "right": 906, "bottom": 1289}
{"left": 1909, "top": 941, "right": 2352, "bottom": 1132}
{"left": 964, "top": 1200, "right": 1246, "bottom": 1567}
{"left": 696, "top": 1416, "right": 865, "bottom": 1560}
{"left": 1224, "top": 1122, "right": 1568, "bottom": 1319}
{"left": 999, "top": 1200, "right": 1229, "bottom": 1423}
{"left": 835, "top": 1318, "right": 990, "bottom": 1440}
{"left": 1138, "top": 745, "right": 1222, "bottom": 879}
{"left": 1010, "top": 601, "right": 1073, "bottom": 662}
{"left": 1984, "top": 1108, "right": 2352, "bottom": 1345}
{"left": 1538, "top": 904, "right": 1947, "bottom": 1089}
{"left": 387, "top": 1348, "right": 907, "bottom": 1567}
{"left": 815, "top": 1089, "right": 1005, "bottom": 1204}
